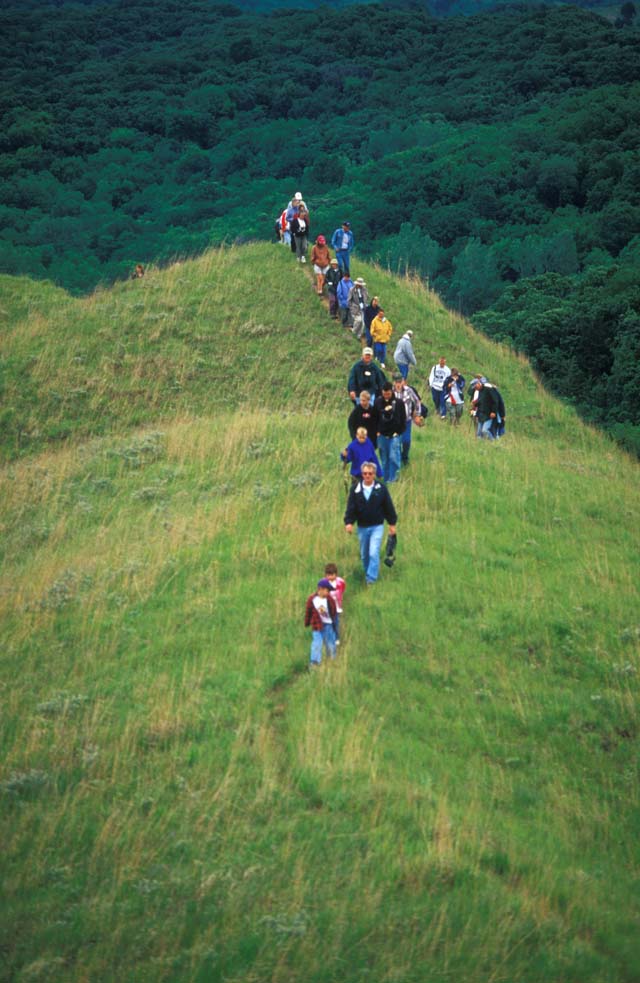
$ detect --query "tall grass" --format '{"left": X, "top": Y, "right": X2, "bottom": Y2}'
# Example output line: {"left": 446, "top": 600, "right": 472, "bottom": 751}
{"left": 1, "top": 244, "right": 639, "bottom": 982}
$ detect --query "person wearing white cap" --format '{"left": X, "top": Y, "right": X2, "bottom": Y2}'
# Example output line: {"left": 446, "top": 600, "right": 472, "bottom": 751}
{"left": 285, "top": 192, "right": 307, "bottom": 224}
{"left": 393, "top": 330, "right": 417, "bottom": 380}
{"left": 348, "top": 348, "right": 387, "bottom": 403}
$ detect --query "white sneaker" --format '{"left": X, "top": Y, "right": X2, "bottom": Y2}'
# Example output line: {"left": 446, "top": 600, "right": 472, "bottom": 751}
{"left": 380, "top": 363, "right": 386, "bottom": 369}
{"left": 301, "top": 256, "right": 306, "bottom": 263}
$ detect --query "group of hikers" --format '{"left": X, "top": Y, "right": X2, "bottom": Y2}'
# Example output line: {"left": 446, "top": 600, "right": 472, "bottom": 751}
{"left": 276, "top": 192, "right": 507, "bottom": 667}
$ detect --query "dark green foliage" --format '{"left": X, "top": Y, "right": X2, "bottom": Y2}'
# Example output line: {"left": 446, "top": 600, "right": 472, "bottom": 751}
{"left": 1, "top": 1, "right": 639, "bottom": 443}
{"left": 474, "top": 247, "right": 640, "bottom": 450}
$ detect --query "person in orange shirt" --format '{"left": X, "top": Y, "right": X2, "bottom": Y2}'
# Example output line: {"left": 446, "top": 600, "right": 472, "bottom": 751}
{"left": 310, "top": 235, "right": 331, "bottom": 295}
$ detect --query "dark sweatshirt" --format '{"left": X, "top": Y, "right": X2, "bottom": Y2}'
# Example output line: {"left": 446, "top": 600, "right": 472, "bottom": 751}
{"left": 348, "top": 403, "right": 379, "bottom": 445}
{"left": 348, "top": 359, "right": 387, "bottom": 399}
{"left": 374, "top": 394, "right": 406, "bottom": 437}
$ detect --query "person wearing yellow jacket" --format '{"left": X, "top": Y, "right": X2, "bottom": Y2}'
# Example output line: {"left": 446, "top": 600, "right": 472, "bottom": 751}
{"left": 370, "top": 309, "right": 393, "bottom": 368}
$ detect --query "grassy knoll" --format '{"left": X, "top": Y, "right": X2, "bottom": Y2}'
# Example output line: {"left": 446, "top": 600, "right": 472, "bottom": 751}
{"left": 1, "top": 244, "right": 639, "bottom": 982}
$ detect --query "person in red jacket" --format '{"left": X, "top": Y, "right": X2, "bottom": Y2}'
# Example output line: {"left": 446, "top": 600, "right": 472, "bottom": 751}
{"left": 324, "top": 563, "right": 346, "bottom": 646}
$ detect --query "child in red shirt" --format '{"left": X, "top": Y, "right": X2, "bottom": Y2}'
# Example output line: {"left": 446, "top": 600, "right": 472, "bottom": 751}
{"left": 324, "top": 563, "right": 346, "bottom": 646}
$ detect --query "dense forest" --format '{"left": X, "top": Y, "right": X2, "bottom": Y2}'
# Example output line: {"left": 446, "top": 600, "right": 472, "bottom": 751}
{"left": 1, "top": 0, "right": 639, "bottom": 449}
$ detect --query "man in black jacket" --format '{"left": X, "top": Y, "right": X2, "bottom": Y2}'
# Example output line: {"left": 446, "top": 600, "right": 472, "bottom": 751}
{"left": 473, "top": 379, "right": 500, "bottom": 439}
{"left": 374, "top": 382, "right": 406, "bottom": 482}
{"left": 344, "top": 462, "right": 398, "bottom": 585}
{"left": 492, "top": 384, "right": 506, "bottom": 437}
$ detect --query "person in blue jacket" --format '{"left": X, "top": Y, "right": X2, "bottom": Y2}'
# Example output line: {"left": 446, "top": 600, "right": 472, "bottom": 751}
{"left": 336, "top": 272, "right": 354, "bottom": 327}
{"left": 331, "top": 221, "right": 355, "bottom": 275}
{"left": 341, "top": 427, "right": 382, "bottom": 486}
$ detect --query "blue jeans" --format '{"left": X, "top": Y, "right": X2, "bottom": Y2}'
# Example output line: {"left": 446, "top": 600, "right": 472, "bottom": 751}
{"left": 336, "top": 250, "right": 350, "bottom": 275}
{"left": 377, "top": 434, "right": 401, "bottom": 482}
{"left": 374, "top": 342, "right": 387, "bottom": 364}
{"left": 310, "top": 624, "right": 336, "bottom": 664}
{"left": 401, "top": 419, "right": 412, "bottom": 462}
{"left": 431, "top": 387, "right": 446, "bottom": 417}
{"left": 478, "top": 418, "right": 496, "bottom": 440}
{"left": 357, "top": 524, "right": 385, "bottom": 583}
{"left": 397, "top": 363, "right": 409, "bottom": 380}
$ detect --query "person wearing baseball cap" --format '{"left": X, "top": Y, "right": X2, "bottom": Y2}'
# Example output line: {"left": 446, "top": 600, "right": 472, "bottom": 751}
{"left": 331, "top": 221, "right": 355, "bottom": 275}
{"left": 348, "top": 347, "right": 387, "bottom": 403}
{"left": 304, "top": 579, "right": 338, "bottom": 667}
{"left": 393, "top": 329, "right": 417, "bottom": 380}
{"left": 285, "top": 191, "right": 307, "bottom": 224}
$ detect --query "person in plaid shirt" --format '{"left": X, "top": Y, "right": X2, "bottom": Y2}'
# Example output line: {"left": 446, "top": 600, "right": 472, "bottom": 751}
{"left": 304, "top": 579, "right": 338, "bottom": 667}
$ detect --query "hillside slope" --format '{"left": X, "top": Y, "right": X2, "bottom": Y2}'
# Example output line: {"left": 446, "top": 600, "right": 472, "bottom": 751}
{"left": 1, "top": 244, "right": 639, "bottom": 983}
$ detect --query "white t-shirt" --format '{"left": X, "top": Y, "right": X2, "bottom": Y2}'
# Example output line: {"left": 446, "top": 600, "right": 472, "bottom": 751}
{"left": 313, "top": 595, "right": 332, "bottom": 624}
{"left": 447, "top": 379, "right": 463, "bottom": 404}
{"left": 429, "top": 364, "right": 450, "bottom": 391}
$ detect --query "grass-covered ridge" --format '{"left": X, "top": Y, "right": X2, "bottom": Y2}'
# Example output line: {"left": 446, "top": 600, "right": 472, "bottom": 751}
{"left": 1, "top": 244, "right": 639, "bottom": 982}
{"left": 0, "top": 245, "right": 348, "bottom": 461}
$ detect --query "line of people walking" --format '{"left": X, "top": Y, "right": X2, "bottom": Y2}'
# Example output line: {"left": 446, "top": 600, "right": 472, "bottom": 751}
{"left": 275, "top": 192, "right": 507, "bottom": 665}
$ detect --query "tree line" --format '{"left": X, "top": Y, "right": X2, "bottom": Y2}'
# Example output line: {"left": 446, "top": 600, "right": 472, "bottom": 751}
{"left": 1, "top": 0, "right": 639, "bottom": 449}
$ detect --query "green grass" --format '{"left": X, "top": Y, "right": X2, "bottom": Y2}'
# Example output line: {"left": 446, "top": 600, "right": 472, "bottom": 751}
{"left": 1, "top": 244, "right": 639, "bottom": 982}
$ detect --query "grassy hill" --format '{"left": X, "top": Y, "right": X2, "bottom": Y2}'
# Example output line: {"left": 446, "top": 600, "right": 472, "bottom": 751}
{"left": 1, "top": 243, "right": 639, "bottom": 982}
